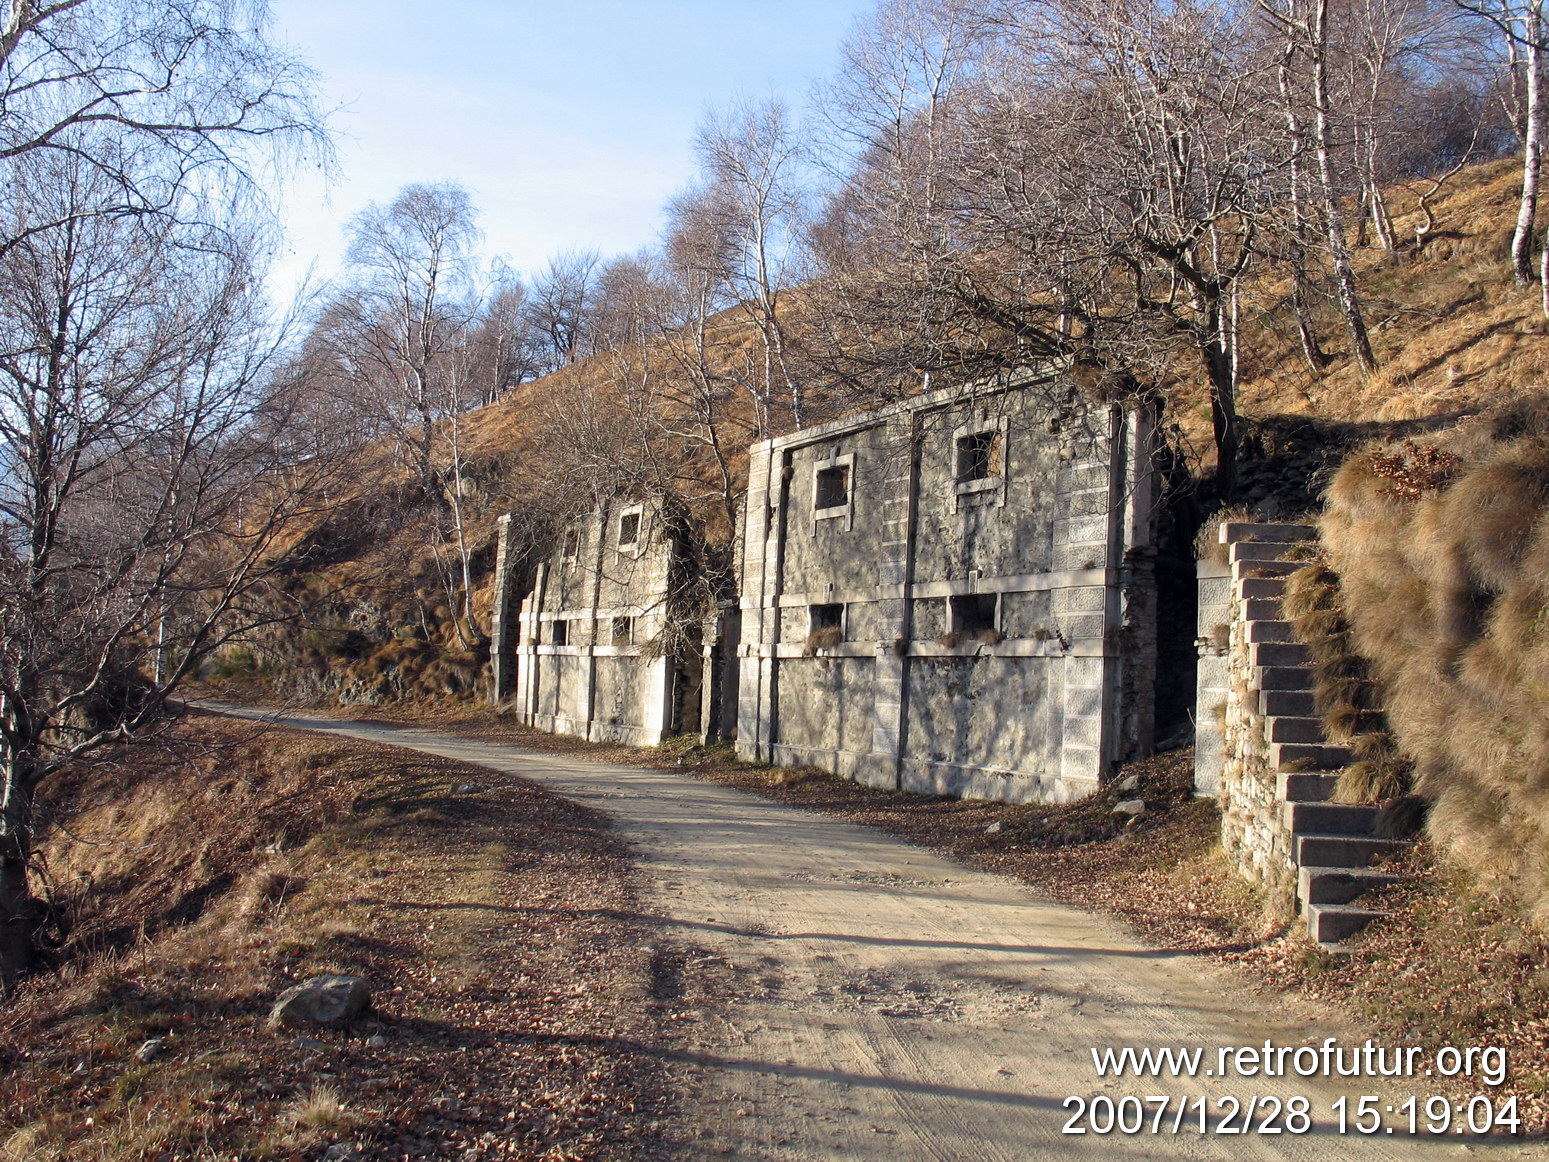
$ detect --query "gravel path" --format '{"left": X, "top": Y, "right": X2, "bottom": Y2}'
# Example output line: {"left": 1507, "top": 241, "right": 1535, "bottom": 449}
{"left": 227, "top": 709, "right": 1530, "bottom": 1160}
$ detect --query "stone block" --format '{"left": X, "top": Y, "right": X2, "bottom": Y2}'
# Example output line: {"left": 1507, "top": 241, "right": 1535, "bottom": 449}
{"left": 1053, "top": 586, "right": 1107, "bottom": 613}
{"left": 1197, "top": 577, "right": 1232, "bottom": 608}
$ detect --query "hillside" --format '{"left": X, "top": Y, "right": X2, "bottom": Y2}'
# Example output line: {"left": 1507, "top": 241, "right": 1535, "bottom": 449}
{"left": 1184, "top": 157, "right": 1542, "bottom": 514}
{"left": 226, "top": 156, "right": 1545, "bottom": 710}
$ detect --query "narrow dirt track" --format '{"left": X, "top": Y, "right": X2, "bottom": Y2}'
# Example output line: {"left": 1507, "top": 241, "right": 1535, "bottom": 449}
{"left": 218, "top": 708, "right": 1529, "bottom": 1160}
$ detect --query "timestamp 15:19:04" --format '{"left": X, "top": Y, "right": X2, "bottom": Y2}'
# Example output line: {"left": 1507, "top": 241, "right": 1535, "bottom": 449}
{"left": 1333, "top": 1095, "right": 1520, "bottom": 1135}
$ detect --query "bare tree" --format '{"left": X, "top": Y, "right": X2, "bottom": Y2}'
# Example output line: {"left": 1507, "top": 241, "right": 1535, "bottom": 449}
{"left": 323, "top": 183, "right": 480, "bottom": 498}
{"left": 811, "top": 0, "right": 1287, "bottom": 495}
{"left": 523, "top": 249, "right": 600, "bottom": 370}
{"left": 462, "top": 272, "right": 546, "bottom": 406}
{"left": 692, "top": 98, "right": 814, "bottom": 431}
{"left": 0, "top": 0, "right": 323, "bottom": 250}
{"left": 1258, "top": 0, "right": 1379, "bottom": 372}
{"left": 0, "top": 140, "right": 331, "bottom": 989}
{"left": 590, "top": 252, "right": 678, "bottom": 352}
{"left": 1456, "top": 0, "right": 1549, "bottom": 283}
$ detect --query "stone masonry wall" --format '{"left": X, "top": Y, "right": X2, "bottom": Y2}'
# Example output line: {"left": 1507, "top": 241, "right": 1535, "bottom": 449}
{"left": 737, "top": 368, "right": 1156, "bottom": 804}
{"left": 1204, "top": 526, "right": 1311, "bottom": 913}
{"left": 506, "top": 502, "right": 678, "bottom": 747}
{"left": 1218, "top": 611, "right": 1295, "bottom": 908}
{"left": 1193, "top": 557, "right": 1231, "bottom": 798}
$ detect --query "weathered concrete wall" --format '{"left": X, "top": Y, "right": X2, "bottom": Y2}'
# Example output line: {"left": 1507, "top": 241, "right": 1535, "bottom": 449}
{"left": 489, "top": 514, "right": 521, "bottom": 701}
{"left": 1193, "top": 557, "right": 1232, "bottom": 797}
{"left": 737, "top": 367, "right": 1157, "bottom": 804}
{"left": 507, "top": 502, "right": 680, "bottom": 747}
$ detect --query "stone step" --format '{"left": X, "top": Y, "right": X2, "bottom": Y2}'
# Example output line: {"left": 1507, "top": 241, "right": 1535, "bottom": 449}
{"left": 1261, "top": 689, "right": 1316, "bottom": 717}
{"left": 1272, "top": 741, "right": 1353, "bottom": 770}
{"left": 1295, "top": 832, "right": 1408, "bottom": 868}
{"left": 1283, "top": 801, "right": 1382, "bottom": 836}
{"left": 1278, "top": 771, "right": 1341, "bottom": 802}
{"left": 1266, "top": 715, "right": 1328, "bottom": 744}
{"left": 1299, "top": 865, "right": 1407, "bottom": 906}
{"left": 1232, "top": 559, "right": 1303, "bottom": 582}
{"left": 1240, "top": 576, "right": 1288, "bottom": 600}
{"left": 1230, "top": 541, "right": 1310, "bottom": 564}
{"left": 1306, "top": 901, "right": 1388, "bottom": 945}
{"left": 1252, "top": 641, "right": 1312, "bottom": 668}
{"left": 1260, "top": 665, "right": 1315, "bottom": 691}
{"left": 1220, "top": 522, "right": 1319, "bottom": 544}
{"left": 1246, "top": 619, "right": 1296, "bottom": 644}
{"left": 1242, "top": 598, "right": 1287, "bottom": 622}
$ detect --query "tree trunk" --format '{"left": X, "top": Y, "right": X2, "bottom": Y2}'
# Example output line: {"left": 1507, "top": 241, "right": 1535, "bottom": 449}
{"left": 0, "top": 762, "right": 37, "bottom": 994}
{"left": 1515, "top": 5, "right": 1546, "bottom": 286}
{"left": 1540, "top": 221, "right": 1549, "bottom": 318}
{"left": 1199, "top": 295, "right": 1239, "bottom": 502}
{"left": 1368, "top": 180, "right": 1396, "bottom": 252}
{"left": 1291, "top": 272, "right": 1331, "bottom": 369}
{"left": 1276, "top": 47, "right": 1331, "bottom": 371}
{"left": 1310, "top": 0, "right": 1376, "bottom": 373}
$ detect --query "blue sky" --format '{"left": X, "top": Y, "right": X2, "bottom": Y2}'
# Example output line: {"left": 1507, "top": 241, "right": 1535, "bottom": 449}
{"left": 266, "top": 0, "right": 875, "bottom": 300}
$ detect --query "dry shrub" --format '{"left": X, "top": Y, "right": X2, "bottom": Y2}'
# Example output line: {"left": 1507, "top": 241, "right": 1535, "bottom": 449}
{"left": 1283, "top": 556, "right": 1409, "bottom": 803}
{"left": 1320, "top": 397, "right": 1549, "bottom": 923}
{"left": 1193, "top": 504, "right": 1257, "bottom": 566}
{"left": 284, "top": 1082, "right": 351, "bottom": 1131}
{"left": 1323, "top": 704, "right": 1384, "bottom": 744}
{"left": 1335, "top": 757, "right": 1411, "bottom": 805}
{"left": 2, "top": 1125, "right": 42, "bottom": 1162}
{"left": 802, "top": 625, "right": 843, "bottom": 656}
{"left": 1282, "top": 563, "right": 1340, "bottom": 621}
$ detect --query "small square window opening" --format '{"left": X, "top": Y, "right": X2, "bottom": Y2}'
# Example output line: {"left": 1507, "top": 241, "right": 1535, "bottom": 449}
{"left": 562, "top": 529, "right": 580, "bottom": 559}
{"left": 815, "top": 465, "right": 850, "bottom": 511}
{"left": 611, "top": 616, "right": 634, "bottom": 646}
{"left": 809, "top": 603, "right": 844, "bottom": 633}
{"left": 956, "top": 430, "right": 1002, "bottom": 482}
{"left": 804, "top": 603, "right": 845, "bottom": 655}
{"left": 618, "top": 512, "right": 640, "bottom": 547}
{"left": 550, "top": 619, "right": 570, "bottom": 646}
{"left": 949, "top": 593, "right": 999, "bottom": 635}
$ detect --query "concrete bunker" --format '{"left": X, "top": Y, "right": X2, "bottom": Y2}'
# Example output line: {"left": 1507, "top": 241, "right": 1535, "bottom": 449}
{"left": 735, "top": 367, "right": 1158, "bottom": 804}
{"left": 500, "top": 499, "right": 712, "bottom": 747}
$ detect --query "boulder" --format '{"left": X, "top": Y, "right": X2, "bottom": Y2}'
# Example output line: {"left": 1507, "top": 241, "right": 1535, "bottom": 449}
{"left": 1111, "top": 799, "right": 1146, "bottom": 816}
{"left": 135, "top": 1037, "right": 165, "bottom": 1063}
{"left": 268, "top": 974, "right": 371, "bottom": 1030}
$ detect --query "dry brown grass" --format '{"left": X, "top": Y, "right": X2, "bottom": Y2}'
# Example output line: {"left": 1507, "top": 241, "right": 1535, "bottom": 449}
{"left": 284, "top": 1082, "right": 353, "bottom": 1131}
{"left": 0, "top": 712, "right": 677, "bottom": 1161}
{"left": 801, "top": 625, "right": 843, "bottom": 655}
{"left": 1281, "top": 558, "right": 1414, "bottom": 806}
{"left": 1214, "top": 158, "right": 1543, "bottom": 438}
{"left": 1320, "top": 401, "right": 1549, "bottom": 920}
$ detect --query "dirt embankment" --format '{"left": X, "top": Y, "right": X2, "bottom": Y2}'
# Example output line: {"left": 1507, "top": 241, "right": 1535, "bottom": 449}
{"left": 1, "top": 713, "right": 681, "bottom": 1161}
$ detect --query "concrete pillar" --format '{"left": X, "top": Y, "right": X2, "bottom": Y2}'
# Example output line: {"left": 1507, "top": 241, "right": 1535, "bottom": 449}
{"left": 871, "top": 413, "right": 919, "bottom": 789}
{"left": 515, "top": 560, "right": 549, "bottom": 727}
{"left": 737, "top": 441, "right": 780, "bottom": 763}
{"left": 1194, "top": 556, "right": 1233, "bottom": 797}
{"left": 489, "top": 514, "right": 518, "bottom": 704}
{"left": 702, "top": 604, "right": 740, "bottom": 744}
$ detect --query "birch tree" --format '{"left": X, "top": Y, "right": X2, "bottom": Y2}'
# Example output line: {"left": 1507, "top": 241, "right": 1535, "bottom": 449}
{"left": 0, "top": 145, "right": 328, "bottom": 990}
{"left": 692, "top": 98, "right": 813, "bottom": 432}
{"left": 323, "top": 184, "right": 480, "bottom": 499}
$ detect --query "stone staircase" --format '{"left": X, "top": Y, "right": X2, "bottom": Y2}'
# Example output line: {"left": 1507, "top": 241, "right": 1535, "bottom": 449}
{"left": 1224, "top": 523, "right": 1409, "bottom": 948}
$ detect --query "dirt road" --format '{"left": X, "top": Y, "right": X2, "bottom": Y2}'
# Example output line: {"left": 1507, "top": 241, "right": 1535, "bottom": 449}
{"left": 226, "top": 709, "right": 1529, "bottom": 1160}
